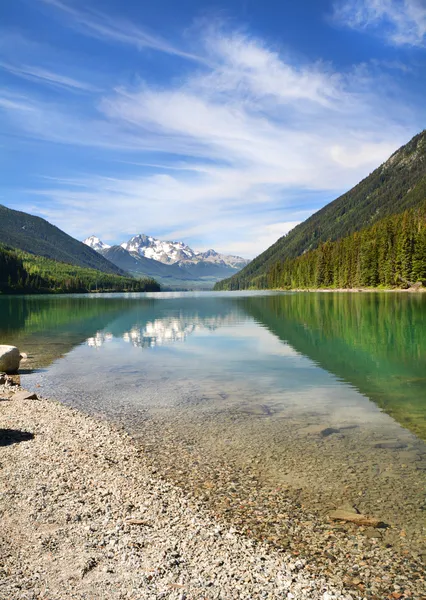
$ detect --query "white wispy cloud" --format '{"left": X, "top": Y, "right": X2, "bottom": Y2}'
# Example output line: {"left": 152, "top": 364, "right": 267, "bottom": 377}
{"left": 1, "top": 22, "right": 418, "bottom": 256}
{"left": 333, "top": 0, "right": 426, "bottom": 46}
{"left": 0, "top": 89, "right": 37, "bottom": 112}
{"left": 39, "top": 0, "right": 203, "bottom": 63}
{"left": 0, "top": 61, "right": 98, "bottom": 92}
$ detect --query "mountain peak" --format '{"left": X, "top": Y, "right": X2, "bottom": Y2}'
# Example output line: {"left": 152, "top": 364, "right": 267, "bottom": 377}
{"left": 123, "top": 234, "right": 152, "bottom": 247}
{"left": 122, "top": 234, "right": 198, "bottom": 264}
{"left": 83, "top": 236, "right": 111, "bottom": 252}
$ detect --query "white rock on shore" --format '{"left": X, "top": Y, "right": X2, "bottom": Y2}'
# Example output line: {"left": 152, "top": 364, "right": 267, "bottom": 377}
{"left": 0, "top": 345, "right": 21, "bottom": 374}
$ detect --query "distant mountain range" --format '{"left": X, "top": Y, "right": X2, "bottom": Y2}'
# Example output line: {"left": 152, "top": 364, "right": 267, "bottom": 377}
{"left": 216, "top": 129, "right": 426, "bottom": 290}
{"left": 85, "top": 234, "right": 248, "bottom": 269}
{"left": 84, "top": 234, "right": 249, "bottom": 288}
{"left": 0, "top": 203, "right": 249, "bottom": 290}
{"left": 120, "top": 234, "right": 247, "bottom": 269}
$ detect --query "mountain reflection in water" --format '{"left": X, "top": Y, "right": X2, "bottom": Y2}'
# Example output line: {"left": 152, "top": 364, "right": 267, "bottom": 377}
{"left": 0, "top": 291, "right": 425, "bottom": 439}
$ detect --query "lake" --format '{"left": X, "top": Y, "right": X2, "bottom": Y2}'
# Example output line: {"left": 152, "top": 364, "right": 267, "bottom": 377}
{"left": 1, "top": 291, "right": 426, "bottom": 556}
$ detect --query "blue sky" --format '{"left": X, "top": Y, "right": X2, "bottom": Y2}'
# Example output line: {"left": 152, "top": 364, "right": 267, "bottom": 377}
{"left": 0, "top": 0, "right": 425, "bottom": 258}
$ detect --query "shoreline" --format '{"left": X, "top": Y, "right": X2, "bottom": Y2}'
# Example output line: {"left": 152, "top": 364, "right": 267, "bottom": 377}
{"left": 0, "top": 385, "right": 348, "bottom": 600}
{"left": 274, "top": 287, "right": 426, "bottom": 293}
{"left": 1, "top": 385, "right": 424, "bottom": 599}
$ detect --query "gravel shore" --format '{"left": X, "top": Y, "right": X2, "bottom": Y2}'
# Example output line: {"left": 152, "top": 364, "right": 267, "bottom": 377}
{"left": 0, "top": 383, "right": 424, "bottom": 600}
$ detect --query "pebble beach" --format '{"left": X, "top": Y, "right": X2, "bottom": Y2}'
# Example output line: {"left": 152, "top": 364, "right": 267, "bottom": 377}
{"left": 0, "top": 380, "right": 425, "bottom": 600}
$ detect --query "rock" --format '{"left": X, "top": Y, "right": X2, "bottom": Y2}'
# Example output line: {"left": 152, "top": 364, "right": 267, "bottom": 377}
{"left": 320, "top": 427, "right": 340, "bottom": 437}
{"left": 0, "top": 386, "right": 13, "bottom": 399}
{"left": 2, "top": 373, "right": 20, "bottom": 386}
{"left": 328, "top": 509, "right": 387, "bottom": 528}
{"left": 374, "top": 441, "right": 408, "bottom": 450}
{"left": 7, "top": 374, "right": 20, "bottom": 386}
{"left": 12, "top": 390, "right": 38, "bottom": 401}
{"left": 364, "top": 527, "right": 382, "bottom": 539}
{"left": 0, "top": 346, "right": 21, "bottom": 374}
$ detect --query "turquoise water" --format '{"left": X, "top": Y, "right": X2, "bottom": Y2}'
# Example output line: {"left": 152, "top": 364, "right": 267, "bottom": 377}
{"left": 1, "top": 291, "right": 426, "bottom": 551}
{"left": 1, "top": 291, "right": 425, "bottom": 438}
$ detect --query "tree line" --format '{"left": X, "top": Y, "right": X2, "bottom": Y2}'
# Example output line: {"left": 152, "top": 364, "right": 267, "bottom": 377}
{"left": 216, "top": 203, "right": 426, "bottom": 290}
{"left": 0, "top": 245, "right": 160, "bottom": 294}
{"left": 265, "top": 204, "right": 426, "bottom": 290}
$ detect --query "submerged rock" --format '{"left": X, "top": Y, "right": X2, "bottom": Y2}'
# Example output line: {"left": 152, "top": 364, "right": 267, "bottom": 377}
{"left": 374, "top": 441, "right": 408, "bottom": 450}
{"left": 0, "top": 345, "right": 21, "bottom": 374}
{"left": 328, "top": 509, "right": 388, "bottom": 528}
{"left": 364, "top": 527, "right": 382, "bottom": 539}
{"left": 320, "top": 427, "right": 341, "bottom": 437}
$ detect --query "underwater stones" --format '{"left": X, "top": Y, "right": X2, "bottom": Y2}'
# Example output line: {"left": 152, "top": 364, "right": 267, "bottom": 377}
{"left": 320, "top": 427, "right": 341, "bottom": 437}
{"left": 364, "top": 527, "right": 382, "bottom": 539}
{"left": 328, "top": 509, "right": 387, "bottom": 528}
{"left": 336, "top": 503, "right": 359, "bottom": 514}
{"left": 374, "top": 441, "right": 408, "bottom": 450}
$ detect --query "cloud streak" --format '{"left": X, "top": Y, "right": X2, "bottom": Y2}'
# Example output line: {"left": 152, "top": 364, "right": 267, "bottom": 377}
{"left": 0, "top": 60, "right": 98, "bottom": 92}
{"left": 39, "top": 0, "right": 204, "bottom": 63}
{"left": 333, "top": 0, "right": 426, "bottom": 46}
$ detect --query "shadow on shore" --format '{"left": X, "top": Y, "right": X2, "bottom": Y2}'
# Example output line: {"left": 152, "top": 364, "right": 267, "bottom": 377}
{"left": 0, "top": 429, "right": 34, "bottom": 447}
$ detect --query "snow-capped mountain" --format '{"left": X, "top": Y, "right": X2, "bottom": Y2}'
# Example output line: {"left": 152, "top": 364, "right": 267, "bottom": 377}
{"left": 121, "top": 234, "right": 197, "bottom": 264}
{"left": 195, "top": 248, "right": 249, "bottom": 270}
{"left": 83, "top": 233, "right": 250, "bottom": 288}
{"left": 120, "top": 234, "right": 248, "bottom": 269}
{"left": 83, "top": 235, "right": 111, "bottom": 252}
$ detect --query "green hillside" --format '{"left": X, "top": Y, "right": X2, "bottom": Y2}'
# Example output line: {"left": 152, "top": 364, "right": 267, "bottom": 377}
{"left": 266, "top": 203, "right": 426, "bottom": 290}
{"left": 216, "top": 129, "right": 426, "bottom": 290}
{"left": 0, "top": 204, "right": 123, "bottom": 275}
{"left": 0, "top": 245, "right": 160, "bottom": 294}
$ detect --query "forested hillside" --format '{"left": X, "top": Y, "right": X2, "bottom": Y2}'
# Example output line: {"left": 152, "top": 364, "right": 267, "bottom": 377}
{"left": 0, "top": 245, "right": 160, "bottom": 294}
{"left": 0, "top": 245, "right": 31, "bottom": 291}
{"left": 0, "top": 204, "right": 123, "bottom": 275}
{"left": 216, "top": 130, "right": 426, "bottom": 290}
{"left": 236, "top": 203, "right": 426, "bottom": 290}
